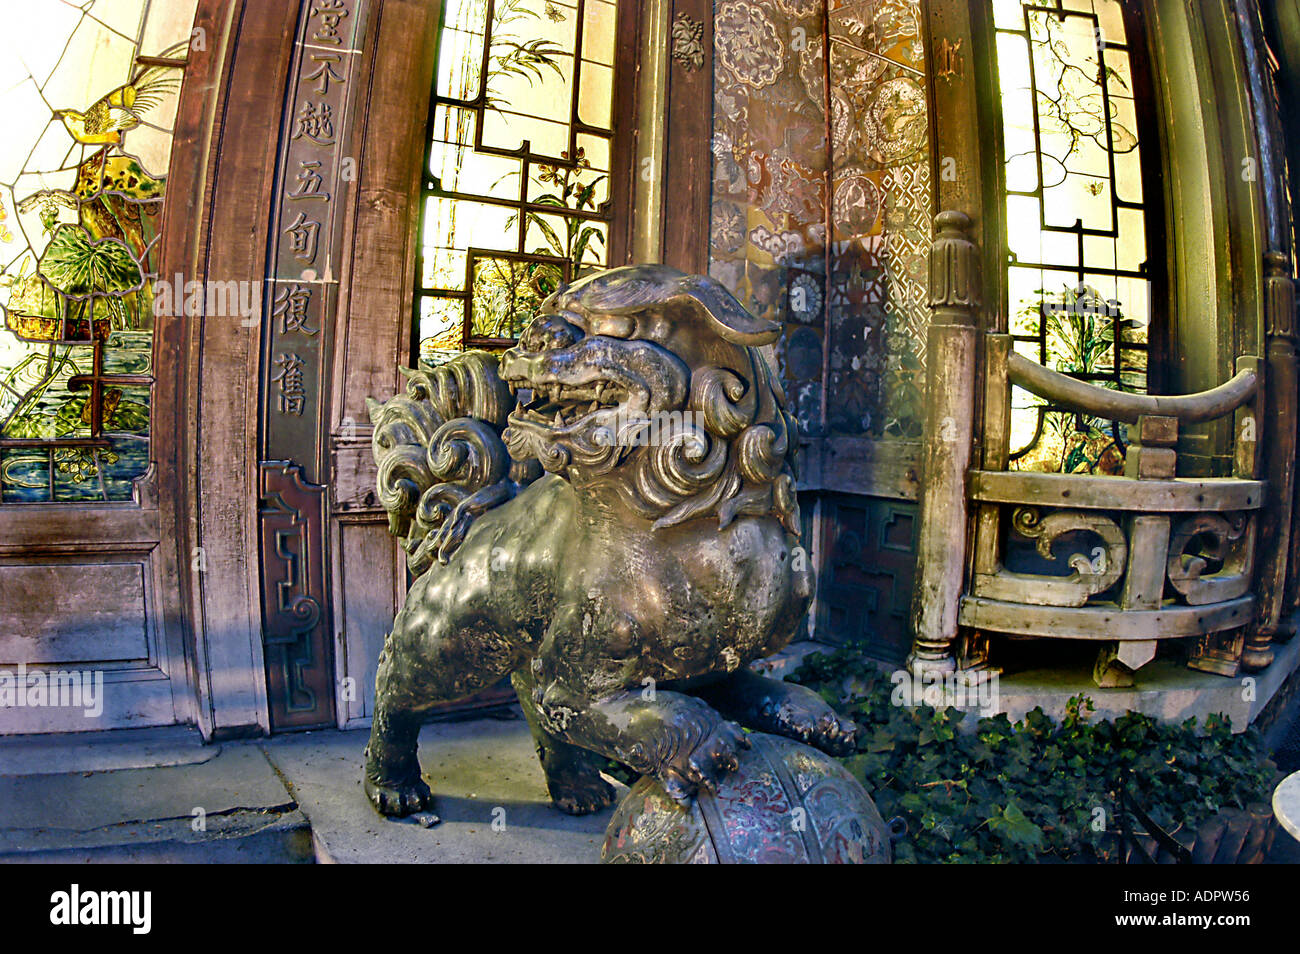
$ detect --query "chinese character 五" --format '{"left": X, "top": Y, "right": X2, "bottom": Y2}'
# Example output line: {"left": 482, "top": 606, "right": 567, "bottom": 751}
{"left": 288, "top": 160, "right": 329, "bottom": 201}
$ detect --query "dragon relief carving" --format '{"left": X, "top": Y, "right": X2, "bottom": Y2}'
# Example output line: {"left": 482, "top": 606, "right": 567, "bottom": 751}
{"left": 363, "top": 265, "right": 856, "bottom": 819}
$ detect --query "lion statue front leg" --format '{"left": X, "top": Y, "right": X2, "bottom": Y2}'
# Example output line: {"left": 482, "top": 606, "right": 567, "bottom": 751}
{"left": 696, "top": 668, "right": 859, "bottom": 757}
{"left": 362, "top": 554, "right": 531, "bottom": 819}
{"left": 532, "top": 684, "right": 751, "bottom": 805}
{"left": 362, "top": 642, "right": 435, "bottom": 817}
{"left": 510, "top": 609, "right": 752, "bottom": 807}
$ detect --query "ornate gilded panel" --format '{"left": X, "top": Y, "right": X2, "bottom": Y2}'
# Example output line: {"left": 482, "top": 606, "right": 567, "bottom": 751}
{"left": 707, "top": 0, "right": 933, "bottom": 440}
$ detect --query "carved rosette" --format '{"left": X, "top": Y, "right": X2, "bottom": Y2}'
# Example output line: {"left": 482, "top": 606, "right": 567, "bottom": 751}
{"left": 670, "top": 13, "right": 705, "bottom": 72}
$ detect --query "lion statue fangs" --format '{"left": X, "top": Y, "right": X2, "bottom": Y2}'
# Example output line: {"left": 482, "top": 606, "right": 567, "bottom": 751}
{"left": 362, "top": 264, "right": 858, "bottom": 821}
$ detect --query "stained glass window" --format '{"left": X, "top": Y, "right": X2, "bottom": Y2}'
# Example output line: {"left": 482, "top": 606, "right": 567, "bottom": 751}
{"left": 416, "top": 0, "right": 620, "bottom": 364}
{"left": 993, "top": 0, "right": 1160, "bottom": 474}
{"left": 0, "top": 0, "right": 196, "bottom": 502}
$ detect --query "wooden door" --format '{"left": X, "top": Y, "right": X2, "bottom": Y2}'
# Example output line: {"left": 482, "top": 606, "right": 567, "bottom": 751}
{"left": 0, "top": 1, "right": 205, "bottom": 733}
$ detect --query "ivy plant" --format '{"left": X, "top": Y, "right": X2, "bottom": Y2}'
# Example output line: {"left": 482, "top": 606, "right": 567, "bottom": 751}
{"left": 787, "top": 649, "right": 1278, "bottom": 864}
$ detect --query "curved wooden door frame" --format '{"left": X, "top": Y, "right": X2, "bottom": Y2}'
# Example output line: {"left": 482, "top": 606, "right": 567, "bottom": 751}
{"left": 165, "top": 0, "right": 302, "bottom": 739}
{"left": 325, "top": 0, "right": 435, "bottom": 729}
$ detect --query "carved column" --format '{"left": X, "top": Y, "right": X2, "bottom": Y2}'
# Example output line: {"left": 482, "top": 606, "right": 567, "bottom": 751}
{"left": 908, "top": 211, "right": 979, "bottom": 674}
{"left": 1246, "top": 250, "right": 1297, "bottom": 670}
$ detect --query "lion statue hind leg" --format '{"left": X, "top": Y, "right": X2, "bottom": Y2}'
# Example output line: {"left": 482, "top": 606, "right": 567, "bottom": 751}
{"left": 510, "top": 670, "right": 617, "bottom": 816}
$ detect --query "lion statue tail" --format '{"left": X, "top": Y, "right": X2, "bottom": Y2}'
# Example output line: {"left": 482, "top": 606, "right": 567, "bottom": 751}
{"left": 366, "top": 351, "right": 539, "bottom": 576}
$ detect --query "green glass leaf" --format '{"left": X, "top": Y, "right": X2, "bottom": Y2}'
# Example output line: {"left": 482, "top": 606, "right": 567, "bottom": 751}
{"left": 38, "top": 226, "right": 143, "bottom": 298}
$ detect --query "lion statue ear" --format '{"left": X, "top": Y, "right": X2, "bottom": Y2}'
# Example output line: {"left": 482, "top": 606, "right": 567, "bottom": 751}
{"left": 673, "top": 276, "right": 782, "bottom": 346}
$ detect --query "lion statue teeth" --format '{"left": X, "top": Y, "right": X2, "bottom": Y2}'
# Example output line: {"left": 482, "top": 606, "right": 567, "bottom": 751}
{"left": 363, "top": 264, "right": 858, "bottom": 820}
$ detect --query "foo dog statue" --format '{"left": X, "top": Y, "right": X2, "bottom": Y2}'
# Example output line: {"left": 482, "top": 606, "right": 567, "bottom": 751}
{"left": 363, "top": 264, "right": 857, "bottom": 819}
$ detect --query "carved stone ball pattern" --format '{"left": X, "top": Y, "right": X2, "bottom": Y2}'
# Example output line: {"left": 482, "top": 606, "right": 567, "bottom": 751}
{"left": 602, "top": 733, "right": 892, "bottom": 864}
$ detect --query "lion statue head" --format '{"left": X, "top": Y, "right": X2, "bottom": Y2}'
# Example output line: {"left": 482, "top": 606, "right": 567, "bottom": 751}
{"left": 499, "top": 264, "right": 801, "bottom": 534}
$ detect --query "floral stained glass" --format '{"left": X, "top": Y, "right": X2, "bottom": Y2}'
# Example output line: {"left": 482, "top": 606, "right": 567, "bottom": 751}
{"left": 0, "top": 0, "right": 196, "bottom": 502}
{"left": 416, "top": 0, "right": 620, "bottom": 365}
{"left": 993, "top": 0, "right": 1157, "bottom": 474}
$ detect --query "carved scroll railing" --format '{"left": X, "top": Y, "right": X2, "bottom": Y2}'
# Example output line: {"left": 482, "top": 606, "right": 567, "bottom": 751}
{"left": 961, "top": 332, "right": 1264, "bottom": 685}
{"left": 908, "top": 215, "right": 1293, "bottom": 686}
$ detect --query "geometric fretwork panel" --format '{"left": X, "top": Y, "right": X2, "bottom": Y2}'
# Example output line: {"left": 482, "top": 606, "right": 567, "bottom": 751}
{"left": 814, "top": 493, "right": 919, "bottom": 664}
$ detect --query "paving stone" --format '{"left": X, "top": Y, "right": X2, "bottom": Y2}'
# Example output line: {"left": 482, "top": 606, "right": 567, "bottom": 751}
{"left": 0, "top": 745, "right": 307, "bottom": 863}
{"left": 265, "top": 714, "right": 620, "bottom": 864}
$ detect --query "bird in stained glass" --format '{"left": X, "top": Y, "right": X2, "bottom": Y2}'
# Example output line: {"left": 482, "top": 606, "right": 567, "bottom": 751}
{"left": 53, "top": 44, "right": 187, "bottom": 146}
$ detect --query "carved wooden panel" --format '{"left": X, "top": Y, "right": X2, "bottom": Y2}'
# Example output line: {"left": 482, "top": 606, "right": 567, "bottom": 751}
{"left": 262, "top": 0, "right": 366, "bottom": 485}
{"left": 814, "top": 493, "right": 919, "bottom": 664}
{"left": 0, "top": 563, "right": 148, "bottom": 665}
{"left": 254, "top": 0, "right": 369, "bottom": 730}
{"left": 333, "top": 520, "right": 402, "bottom": 725}
{"left": 662, "top": 0, "right": 714, "bottom": 275}
{"left": 259, "top": 461, "right": 334, "bottom": 730}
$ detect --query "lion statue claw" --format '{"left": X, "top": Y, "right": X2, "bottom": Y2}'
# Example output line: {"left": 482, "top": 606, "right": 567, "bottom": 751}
{"left": 364, "top": 265, "right": 856, "bottom": 818}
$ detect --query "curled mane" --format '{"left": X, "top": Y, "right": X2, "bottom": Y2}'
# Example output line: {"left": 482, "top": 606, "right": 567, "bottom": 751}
{"left": 618, "top": 343, "right": 801, "bottom": 535}
{"left": 540, "top": 268, "right": 802, "bottom": 535}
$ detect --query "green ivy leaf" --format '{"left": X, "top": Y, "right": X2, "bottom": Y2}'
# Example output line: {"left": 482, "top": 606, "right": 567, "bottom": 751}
{"left": 990, "top": 802, "right": 1046, "bottom": 851}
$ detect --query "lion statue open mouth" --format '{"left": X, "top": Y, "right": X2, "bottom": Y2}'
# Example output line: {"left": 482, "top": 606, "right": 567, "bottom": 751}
{"left": 499, "top": 266, "right": 803, "bottom": 531}
{"left": 363, "top": 265, "right": 856, "bottom": 820}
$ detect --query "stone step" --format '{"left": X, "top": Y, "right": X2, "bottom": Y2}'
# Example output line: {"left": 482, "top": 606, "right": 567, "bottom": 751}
{"left": 0, "top": 715, "right": 614, "bottom": 864}
{"left": 0, "top": 724, "right": 217, "bottom": 777}
{"left": 0, "top": 744, "right": 312, "bottom": 864}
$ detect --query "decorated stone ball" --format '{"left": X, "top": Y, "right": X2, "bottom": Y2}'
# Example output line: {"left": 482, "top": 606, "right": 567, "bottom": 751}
{"left": 601, "top": 732, "right": 892, "bottom": 864}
